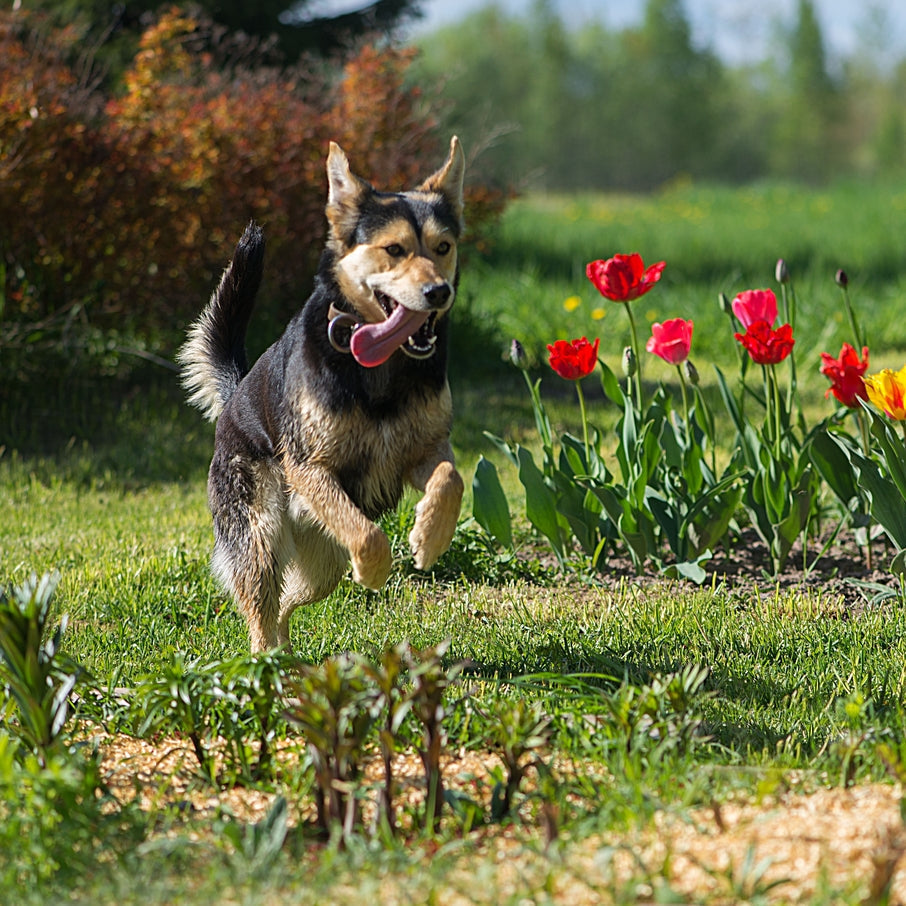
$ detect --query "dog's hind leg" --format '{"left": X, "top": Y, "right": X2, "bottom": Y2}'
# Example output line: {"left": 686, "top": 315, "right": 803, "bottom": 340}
{"left": 276, "top": 527, "right": 348, "bottom": 648}
{"left": 209, "top": 457, "right": 291, "bottom": 652}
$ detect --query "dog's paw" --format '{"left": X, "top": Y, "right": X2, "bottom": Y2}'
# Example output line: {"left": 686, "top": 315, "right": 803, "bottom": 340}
{"left": 351, "top": 526, "right": 392, "bottom": 590}
{"left": 409, "top": 492, "right": 461, "bottom": 571}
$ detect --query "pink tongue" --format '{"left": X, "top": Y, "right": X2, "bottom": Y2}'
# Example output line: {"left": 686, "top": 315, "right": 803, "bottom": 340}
{"left": 350, "top": 304, "right": 430, "bottom": 368}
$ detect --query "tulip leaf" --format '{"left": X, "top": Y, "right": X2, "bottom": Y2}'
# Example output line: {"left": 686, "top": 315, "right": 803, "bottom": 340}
{"left": 517, "top": 446, "right": 565, "bottom": 560}
{"left": 808, "top": 428, "right": 860, "bottom": 506}
{"left": 472, "top": 456, "right": 513, "bottom": 549}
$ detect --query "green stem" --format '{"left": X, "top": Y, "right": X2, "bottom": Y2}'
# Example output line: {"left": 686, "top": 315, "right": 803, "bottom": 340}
{"left": 623, "top": 301, "right": 643, "bottom": 412}
{"left": 764, "top": 365, "right": 782, "bottom": 460}
{"left": 857, "top": 408, "right": 874, "bottom": 571}
{"left": 676, "top": 364, "right": 690, "bottom": 448}
{"left": 841, "top": 285, "right": 865, "bottom": 352}
{"left": 576, "top": 377, "right": 590, "bottom": 471}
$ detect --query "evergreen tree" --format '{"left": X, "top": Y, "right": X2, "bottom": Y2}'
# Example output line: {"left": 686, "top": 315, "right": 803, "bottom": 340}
{"left": 771, "top": 0, "right": 839, "bottom": 181}
{"left": 27, "top": 0, "right": 423, "bottom": 69}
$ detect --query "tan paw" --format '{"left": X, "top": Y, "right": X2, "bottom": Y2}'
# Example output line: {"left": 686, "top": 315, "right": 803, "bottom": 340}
{"left": 351, "top": 526, "right": 392, "bottom": 589}
{"left": 409, "top": 495, "right": 460, "bottom": 571}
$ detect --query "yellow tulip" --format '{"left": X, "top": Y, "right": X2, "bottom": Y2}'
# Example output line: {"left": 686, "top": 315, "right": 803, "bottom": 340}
{"left": 864, "top": 365, "right": 906, "bottom": 420}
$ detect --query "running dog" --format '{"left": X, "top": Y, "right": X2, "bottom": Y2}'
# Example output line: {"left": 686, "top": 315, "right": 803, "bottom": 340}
{"left": 179, "top": 138, "right": 465, "bottom": 651}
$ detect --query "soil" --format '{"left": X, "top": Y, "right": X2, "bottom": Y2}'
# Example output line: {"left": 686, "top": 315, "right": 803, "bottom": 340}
{"left": 582, "top": 525, "right": 900, "bottom": 611}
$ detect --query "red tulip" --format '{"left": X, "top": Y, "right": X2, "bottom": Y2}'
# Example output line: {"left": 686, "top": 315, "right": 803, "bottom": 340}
{"left": 547, "top": 337, "right": 599, "bottom": 380}
{"left": 819, "top": 343, "right": 869, "bottom": 408}
{"left": 586, "top": 253, "right": 665, "bottom": 302}
{"left": 734, "top": 319, "right": 795, "bottom": 365}
{"left": 646, "top": 318, "right": 693, "bottom": 365}
{"left": 731, "top": 289, "right": 777, "bottom": 329}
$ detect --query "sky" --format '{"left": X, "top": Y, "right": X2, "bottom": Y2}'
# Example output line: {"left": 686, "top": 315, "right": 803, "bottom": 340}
{"left": 403, "top": 0, "right": 906, "bottom": 68}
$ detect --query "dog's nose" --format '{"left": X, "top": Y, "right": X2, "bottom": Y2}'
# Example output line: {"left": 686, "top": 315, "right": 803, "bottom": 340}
{"left": 423, "top": 282, "right": 451, "bottom": 309}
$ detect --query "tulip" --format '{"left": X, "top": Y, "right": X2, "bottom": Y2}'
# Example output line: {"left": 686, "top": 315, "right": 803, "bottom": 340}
{"left": 646, "top": 318, "right": 693, "bottom": 366}
{"left": 819, "top": 343, "right": 869, "bottom": 409}
{"left": 734, "top": 319, "right": 795, "bottom": 366}
{"left": 586, "top": 253, "right": 665, "bottom": 303}
{"left": 546, "top": 337, "right": 599, "bottom": 381}
{"left": 731, "top": 289, "right": 778, "bottom": 330}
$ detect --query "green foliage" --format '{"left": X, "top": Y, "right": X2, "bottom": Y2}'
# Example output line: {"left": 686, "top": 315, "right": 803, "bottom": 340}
{"left": 0, "top": 573, "right": 80, "bottom": 764}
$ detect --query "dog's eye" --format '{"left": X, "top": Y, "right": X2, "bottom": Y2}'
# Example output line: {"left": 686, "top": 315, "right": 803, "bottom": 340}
{"left": 436, "top": 241, "right": 451, "bottom": 256}
{"left": 385, "top": 244, "right": 405, "bottom": 258}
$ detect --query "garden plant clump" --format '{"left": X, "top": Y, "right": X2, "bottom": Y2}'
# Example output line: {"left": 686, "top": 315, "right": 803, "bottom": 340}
{"left": 476, "top": 250, "right": 906, "bottom": 595}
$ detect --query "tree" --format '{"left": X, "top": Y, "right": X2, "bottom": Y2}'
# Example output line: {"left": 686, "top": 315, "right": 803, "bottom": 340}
{"left": 28, "top": 0, "right": 424, "bottom": 70}
{"left": 770, "top": 0, "right": 839, "bottom": 181}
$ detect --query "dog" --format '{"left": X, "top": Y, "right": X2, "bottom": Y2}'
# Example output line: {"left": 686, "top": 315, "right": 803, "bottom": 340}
{"left": 178, "top": 138, "right": 465, "bottom": 651}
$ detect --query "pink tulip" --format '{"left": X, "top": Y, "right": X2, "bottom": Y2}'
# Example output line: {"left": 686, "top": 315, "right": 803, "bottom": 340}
{"left": 646, "top": 318, "right": 693, "bottom": 365}
{"left": 731, "top": 289, "right": 777, "bottom": 329}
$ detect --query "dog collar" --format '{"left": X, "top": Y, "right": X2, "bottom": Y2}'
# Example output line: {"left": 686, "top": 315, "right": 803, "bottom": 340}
{"left": 326, "top": 302, "right": 437, "bottom": 361}
{"left": 327, "top": 303, "right": 359, "bottom": 354}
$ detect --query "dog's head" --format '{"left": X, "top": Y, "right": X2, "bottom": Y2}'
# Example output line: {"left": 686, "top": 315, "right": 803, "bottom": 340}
{"left": 324, "top": 137, "right": 465, "bottom": 368}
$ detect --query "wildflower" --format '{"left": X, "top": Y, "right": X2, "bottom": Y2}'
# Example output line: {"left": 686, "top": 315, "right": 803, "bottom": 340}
{"left": 864, "top": 366, "right": 906, "bottom": 420}
{"left": 775, "top": 259, "right": 789, "bottom": 284}
{"left": 646, "top": 318, "right": 693, "bottom": 366}
{"left": 734, "top": 319, "right": 795, "bottom": 366}
{"left": 835, "top": 269, "right": 849, "bottom": 288}
{"left": 547, "top": 337, "right": 599, "bottom": 381}
{"left": 591, "top": 307, "right": 605, "bottom": 320}
{"left": 731, "top": 289, "right": 778, "bottom": 330}
{"left": 563, "top": 295, "right": 581, "bottom": 312}
{"left": 586, "top": 253, "right": 665, "bottom": 302}
{"left": 819, "top": 343, "right": 869, "bottom": 408}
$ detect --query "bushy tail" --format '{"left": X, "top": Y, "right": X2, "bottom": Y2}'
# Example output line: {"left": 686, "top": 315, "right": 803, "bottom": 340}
{"left": 178, "top": 221, "right": 265, "bottom": 421}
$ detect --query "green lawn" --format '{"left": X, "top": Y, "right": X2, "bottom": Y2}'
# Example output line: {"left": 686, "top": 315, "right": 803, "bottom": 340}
{"left": 3, "top": 180, "right": 906, "bottom": 904}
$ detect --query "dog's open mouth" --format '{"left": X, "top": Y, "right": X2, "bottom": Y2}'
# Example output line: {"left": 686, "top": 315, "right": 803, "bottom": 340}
{"left": 349, "top": 291, "right": 438, "bottom": 368}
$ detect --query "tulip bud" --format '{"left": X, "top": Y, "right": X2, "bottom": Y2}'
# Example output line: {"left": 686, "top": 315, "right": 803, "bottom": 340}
{"left": 719, "top": 292, "right": 732, "bottom": 316}
{"left": 684, "top": 359, "right": 700, "bottom": 386}
{"left": 835, "top": 269, "right": 849, "bottom": 288}
{"left": 509, "top": 339, "right": 527, "bottom": 370}
{"left": 622, "top": 345, "right": 637, "bottom": 378}
{"left": 775, "top": 259, "right": 789, "bottom": 284}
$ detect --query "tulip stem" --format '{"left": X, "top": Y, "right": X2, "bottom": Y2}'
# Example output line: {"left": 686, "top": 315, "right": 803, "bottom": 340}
{"left": 840, "top": 283, "right": 865, "bottom": 352}
{"left": 575, "top": 378, "right": 590, "bottom": 471}
{"left": 676, "top": 365, "right": 690, "bottom": 447}
{"left": 856, "top": 409, "right": 874, "bottom": 572}
{"left": 623, "top": 301, "right": 643, "bottom": 411}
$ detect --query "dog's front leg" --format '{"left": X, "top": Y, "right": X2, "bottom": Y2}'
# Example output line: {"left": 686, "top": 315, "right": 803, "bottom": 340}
{"left": 283, "top": 461, "right": 392, "bottom": 590}
{"left": 408, "top": 442, "right": 464, "bottom": 570}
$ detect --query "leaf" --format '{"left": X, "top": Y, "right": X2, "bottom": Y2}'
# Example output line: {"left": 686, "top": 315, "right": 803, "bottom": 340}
{"left": 472, "top": 456, "right": 513, "bottom": 548}
{"left": 808, "top": 428, "right": 859, "bottom": 506}
{"left": 517, "top": 446, "right": 565, "bottom": 560}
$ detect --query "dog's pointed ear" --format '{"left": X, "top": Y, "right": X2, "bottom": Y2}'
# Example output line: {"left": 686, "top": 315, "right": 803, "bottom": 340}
{"left": 419, "top": 136, "right": 465, "bottom": 228}
{"left": 326, "top": 142, "right": 371, "bottom": 245}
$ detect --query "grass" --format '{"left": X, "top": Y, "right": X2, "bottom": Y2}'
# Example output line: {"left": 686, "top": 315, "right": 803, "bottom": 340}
{"left": 4, "top": 178, "right": 906, "bottom": 903}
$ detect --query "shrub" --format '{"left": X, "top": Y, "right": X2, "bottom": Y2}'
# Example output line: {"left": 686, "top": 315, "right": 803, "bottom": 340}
{"left": 0, "top": 7, "right": 487, "bottom": 365}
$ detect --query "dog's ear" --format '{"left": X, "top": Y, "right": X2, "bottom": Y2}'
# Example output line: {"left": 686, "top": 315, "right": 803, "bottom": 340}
{"left": 326, "top": 142, "right": 371, "bottom": 245}
{"left": 419, "top": 136, "right": 465, "bottom": 228}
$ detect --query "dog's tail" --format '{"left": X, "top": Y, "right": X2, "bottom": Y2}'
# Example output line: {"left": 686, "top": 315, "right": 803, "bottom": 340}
{"left": 178, "top": 221, "right": 265, "bottom": 422}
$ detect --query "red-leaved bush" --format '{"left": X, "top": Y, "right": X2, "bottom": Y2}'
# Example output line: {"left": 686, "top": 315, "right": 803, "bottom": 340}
{"left": 0, "top": 8, "right": 502, "bottom": 353}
